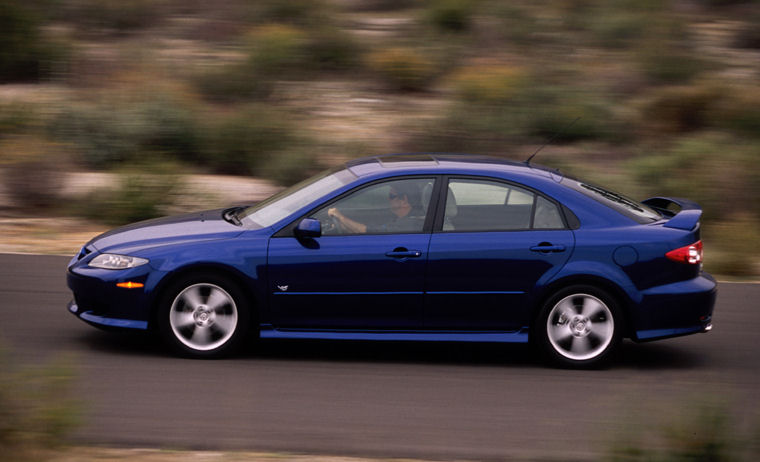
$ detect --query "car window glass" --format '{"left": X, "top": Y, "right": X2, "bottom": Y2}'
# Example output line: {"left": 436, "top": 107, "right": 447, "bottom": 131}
{"left": 240, "top": 167, "right": 356, "bottom": 229}
{"left": 312, "top": 178, "right": 434, "bottom": 235}
{"left": 445, "top": 179, "right": 535, "bottom": 231}
{"left": 449, "top": 181, "right": 507, "bottom": 205}
{"left": 534, "top": 196, "right": 564, "bottom": 229}
{"left": 507, "top": 188, "right": 533, "bottom": 205}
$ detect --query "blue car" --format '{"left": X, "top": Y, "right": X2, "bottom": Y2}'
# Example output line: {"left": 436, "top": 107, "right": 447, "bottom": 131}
{"left": 67, "top": 154, "right": 716, "bottom": 367}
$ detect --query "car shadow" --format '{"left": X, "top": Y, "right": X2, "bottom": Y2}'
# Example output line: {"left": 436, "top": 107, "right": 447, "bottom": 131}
{"left": 77, "top": 330, "right": 707, "bottom": 370}
{"left": 248, "top": 338, "right": 540, "bottom": 368}
{"left": 617, "top": 340, "right": 709, "bottom": 370}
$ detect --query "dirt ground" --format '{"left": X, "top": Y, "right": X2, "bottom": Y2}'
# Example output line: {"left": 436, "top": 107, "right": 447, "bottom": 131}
{"left": 30, "top": 447, "right": 470, "bottom": 462}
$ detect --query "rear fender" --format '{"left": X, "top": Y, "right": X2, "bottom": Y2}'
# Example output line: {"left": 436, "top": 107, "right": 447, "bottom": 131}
{"left": 536, "top": 261, "right": 640, "bottom": 330}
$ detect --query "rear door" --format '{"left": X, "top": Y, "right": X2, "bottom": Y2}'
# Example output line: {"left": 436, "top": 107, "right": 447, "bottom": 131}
{"left": 425, "top": 177, "right": 574, "bottom": 331}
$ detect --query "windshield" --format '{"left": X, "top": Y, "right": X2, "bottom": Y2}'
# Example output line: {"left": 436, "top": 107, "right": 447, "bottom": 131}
{"left": 239, "top": 167, "right": 357, "bottom": 229}
{"left": 564, "top": 178, "right": 661, "bottom": 224}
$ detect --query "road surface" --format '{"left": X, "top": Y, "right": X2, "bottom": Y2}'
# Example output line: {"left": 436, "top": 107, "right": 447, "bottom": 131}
{"left": 2, "top": 253, "right": 758, "bottom": 461}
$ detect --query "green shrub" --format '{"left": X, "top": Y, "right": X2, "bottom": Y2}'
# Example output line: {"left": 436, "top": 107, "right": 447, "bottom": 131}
{"left": 733, "top": 14, "right": 760, "bottom": 49}
{"left": 194, "top": 63, "right": 274, "bottom": 102}
{"left": 344, "top": 0, "right": 417, "bottom": 11}
{"left": 714, "top": 86, "right": 760, "bottom": 138}
{"left": 366, "top": 47, "right": 437, "bottom": 91}
{"left": 246, "top": 24, "right": 309, "bottom": 77}
{"left": 0, "top": 0, "right": 72, "bottom": 81}
{"left": 637, "top": 44, "right": 709, "bottom": 85}
{"left": 56, "top": 0, "right": 162, "bottom": 32}
{"left": 265, "top": 149, "right": 321, "bottom": 186}
{"left": 425, "top": 0, "right": 475, "bottom": 33}
{"left": 50, "top": 95, "right": 202, "bottom": 168}
{"left": 563, "top": 0, "right": 670, "bottom": 48}
{"left": 521, "top": 86, "right": 618, "bottom": 141}
{"left": 485, "top": 3, "right": 546, "bottom": 47}
{"left": 607, "top": 399, "right": 738, "bottom": 462}
{"left": 202, "top": 105, "right": 300, "bottom": 176}
{"left": 0, "top": 137, "right": 68, "bottom": 209}
{"left": 0, "top": 103, "right": 39, "bottom": 138}
{"left": 307, "top": 26, "right": 361, "bottom": 72}
{"left": 195, "top": 22, "right": 361, "bottom": 101}
{"left": 452, "top": 69, "right": 617, "bottom": 142}
{"left": 628, "top": 133, "right": 760, "bottom": 221}
{"left": 251, "top": 0, "right": 331, "bottom": 26}
{"left": 0, "top": 346, "right": 80, "bottom": 460}
{"left": 705, "top": 214, "right": 760, "bottom": 277}
{"left": 74, "top": 160, "right": 186, "bottom": 225}
{"left": 639, "top": 83, "right": 725, "bottom": 134}
{"left": 449, "top": 64, "right": 529, "bottom": 104}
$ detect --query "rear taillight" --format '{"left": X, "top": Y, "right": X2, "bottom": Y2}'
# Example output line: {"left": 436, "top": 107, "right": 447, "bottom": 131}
{"left": 666, "top": 240, "right": 703, "bottom": 265}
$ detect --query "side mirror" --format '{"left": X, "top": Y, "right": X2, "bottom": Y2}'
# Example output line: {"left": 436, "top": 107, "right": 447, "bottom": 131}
{"left": 295, "top": 218, "right": 321, "bottom": 238}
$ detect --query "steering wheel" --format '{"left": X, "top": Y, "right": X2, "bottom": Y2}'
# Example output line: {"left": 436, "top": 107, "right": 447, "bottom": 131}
{"left": 327, "top": 214, "right": 345, "bottom": 234}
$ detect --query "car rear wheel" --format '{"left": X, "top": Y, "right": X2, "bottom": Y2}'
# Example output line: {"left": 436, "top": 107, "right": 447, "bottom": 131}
{"left": 537, "top": 285, "right": 622, "bottom": 368}
{"left": 158, "top": 274, "right": 250, "bottom": 358}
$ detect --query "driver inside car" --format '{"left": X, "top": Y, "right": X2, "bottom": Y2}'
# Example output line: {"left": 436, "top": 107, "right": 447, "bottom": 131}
{"left": 327, "top": 183, "right": 425, "bottom": 234}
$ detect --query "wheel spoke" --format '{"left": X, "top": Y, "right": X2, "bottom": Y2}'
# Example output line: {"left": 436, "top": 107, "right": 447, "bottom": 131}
{"left": 556, "top": 298, "right": 577, "bottom": 319}
{"left": 580, "top": 297, "right": 604, "bottom": 319}
{"left": 570, "top": 336, "right": 592, "bottom": 355}
{"left": 590, "top": 319, "right": 613, "bottom": 343}
{"left": 170, "top": 310, "right": 195, "bottom": 330}
{"left": 181, "top": 286, "right": 203, "bottom": 309}
{"left": 190, "top": 326, "right": 212, "bottom": 346}
{"left": 206, "top": 287, "right": 230, "bottom": 312}
{"left": 549, "top": 322, "right": 573, "bottom": 344}
{"left": 214, "top": 313, "right": 237, "bottom": 335}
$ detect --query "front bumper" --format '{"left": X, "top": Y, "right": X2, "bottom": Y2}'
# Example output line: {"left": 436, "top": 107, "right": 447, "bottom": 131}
{"left": 68, "top": 299, "right": 149, "bottom": 330}
{"left": 67, "top": 262, "right": 162, "bottom": 331}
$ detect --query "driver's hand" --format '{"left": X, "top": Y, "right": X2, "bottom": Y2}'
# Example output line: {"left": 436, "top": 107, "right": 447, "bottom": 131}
{"left": 328, "top": 207, "right": 340, "bottom": 219}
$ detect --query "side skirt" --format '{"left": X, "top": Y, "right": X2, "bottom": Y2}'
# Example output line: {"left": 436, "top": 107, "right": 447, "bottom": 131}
{"left": 259, "top": 325, "right": 529, "bottom": 343}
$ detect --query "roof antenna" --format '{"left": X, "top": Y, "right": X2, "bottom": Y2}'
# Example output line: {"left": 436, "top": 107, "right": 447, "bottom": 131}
{"left": 525, "top": 116, "right": 581, "bottom": 165}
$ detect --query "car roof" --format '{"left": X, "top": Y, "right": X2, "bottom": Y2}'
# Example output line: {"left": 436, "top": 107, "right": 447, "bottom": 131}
{"left": 344, "top": 153, "right": 563, "bottom": 180}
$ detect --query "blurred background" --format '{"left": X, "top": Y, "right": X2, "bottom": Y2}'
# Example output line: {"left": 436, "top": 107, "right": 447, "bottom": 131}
{"left": 0, "top": 0, "right": 758, "bottom": 276}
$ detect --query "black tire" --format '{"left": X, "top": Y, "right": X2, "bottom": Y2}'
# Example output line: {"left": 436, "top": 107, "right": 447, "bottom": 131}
{"left": 158, "top": 273, "right": 250, "bottom": 358}
{"left": 535, "top": 285, "right": 622, "bottom": 369}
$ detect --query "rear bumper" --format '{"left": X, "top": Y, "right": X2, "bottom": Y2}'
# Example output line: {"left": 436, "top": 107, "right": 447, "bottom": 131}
{"left": 632, "top": 273, "right": 717, "bottom": 341}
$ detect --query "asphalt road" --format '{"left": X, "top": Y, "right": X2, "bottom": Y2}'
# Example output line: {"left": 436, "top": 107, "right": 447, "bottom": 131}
{"left": 2, "top": 253, "right": 759, "bottom": 461}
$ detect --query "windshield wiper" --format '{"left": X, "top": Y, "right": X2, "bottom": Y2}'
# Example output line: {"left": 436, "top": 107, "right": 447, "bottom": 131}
{"left": 222, "top": 207, "right": 244, "bottom": 226}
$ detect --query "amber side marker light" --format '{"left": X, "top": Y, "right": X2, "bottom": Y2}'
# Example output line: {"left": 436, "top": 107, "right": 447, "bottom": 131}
{"left": 117, "top": 282, "right": 144, "bottom": 289}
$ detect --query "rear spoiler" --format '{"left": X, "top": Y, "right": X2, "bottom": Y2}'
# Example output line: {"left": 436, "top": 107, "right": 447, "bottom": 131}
{"left": 642, "top": 197, "right": 702, "bottom": 231}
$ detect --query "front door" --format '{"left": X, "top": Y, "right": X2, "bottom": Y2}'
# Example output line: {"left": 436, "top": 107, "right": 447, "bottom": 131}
{"left": 267, "top": 177, "right": 436, "bottom": 330}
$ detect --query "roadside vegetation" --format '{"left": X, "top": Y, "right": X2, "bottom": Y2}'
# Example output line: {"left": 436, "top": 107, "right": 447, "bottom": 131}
{"left": 0, "top": 346, "right": 80, "bottom": 461}
{"left": 606, "top": 397, "right": 759, "bottom": 462}
{"left": 0, "top": 0, "right": 759, "bottom": 276}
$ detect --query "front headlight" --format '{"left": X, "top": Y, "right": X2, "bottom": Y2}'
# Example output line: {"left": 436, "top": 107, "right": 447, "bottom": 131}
{"left": 89, "top": 254, "right": 149, "bottom": 270}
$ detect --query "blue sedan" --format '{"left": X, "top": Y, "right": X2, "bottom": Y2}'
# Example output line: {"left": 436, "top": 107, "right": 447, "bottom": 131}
{"left": 67, "top": 154, "right": 716, "bottom": 367}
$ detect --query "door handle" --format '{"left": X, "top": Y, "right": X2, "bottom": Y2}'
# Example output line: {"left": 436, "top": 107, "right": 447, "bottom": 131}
{"left": 530, "top": 243, "right": 566, "bottom": 253}
{"left": 385, "top": 248, "right": 422, "bottom": 259}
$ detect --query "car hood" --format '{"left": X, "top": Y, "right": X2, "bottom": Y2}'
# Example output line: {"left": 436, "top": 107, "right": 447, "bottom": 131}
{"left": 87, "top": 209, "right": 245, "bottom": 254}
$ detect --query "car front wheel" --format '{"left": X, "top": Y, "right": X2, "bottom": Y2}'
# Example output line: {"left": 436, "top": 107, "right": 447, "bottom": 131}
{"left": 537, "top": 285, "right": 622, "bottom": 368}
{"left": 158, "top": 274, "right": 250, "bottom": 358}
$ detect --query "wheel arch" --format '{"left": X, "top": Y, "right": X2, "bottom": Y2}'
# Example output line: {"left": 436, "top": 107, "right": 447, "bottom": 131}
{"left": 148, "top": 263, "right": 261, "bottom": 331}
{"left": 531, "top": 275, "right": 635, "bottom": 339}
